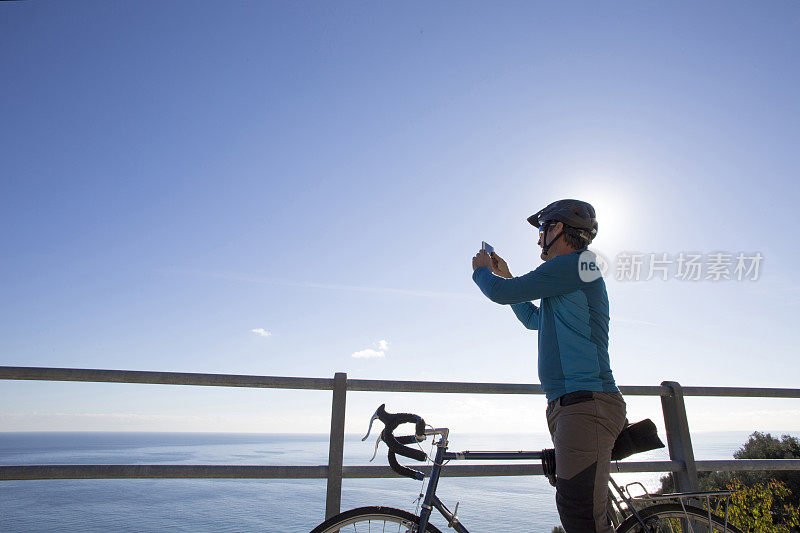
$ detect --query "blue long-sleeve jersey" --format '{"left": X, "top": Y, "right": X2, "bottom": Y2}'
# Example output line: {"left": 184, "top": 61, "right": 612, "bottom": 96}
{"left": 472, "top": 248, "right": 619, "bottom": 402}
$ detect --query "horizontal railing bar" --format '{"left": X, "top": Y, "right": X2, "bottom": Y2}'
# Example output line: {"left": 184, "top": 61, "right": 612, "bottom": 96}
{"left": 6, "top": 459, "right": 800, "bottom": 481}
{"left": 347, "top": 379, "right": 544, "bottom": 394}
{"left": 349, "top": 381, "right": 668, "bottom": 396}
{"left": 681, "top": 386, "right": 800, "bottom": 398}
{"left": 695, "top": 459, "right": 800, "bottom": 471}
{"left": 0, "top": 367, "right": 332, "bottom": 390}
{"left": 0, "top": 465, "right": 329, "bottom": 480}
{"left": 1, "top": 461, "right": 685, "bottom": 481}
{"left": 0, "top": 368, "right": 544, "bottom": 395}
{"left": 1, "top": 367, "right": 676, "bottom": 396}
{"left": 3, "top": 367, "right": 799, "bottom": 398}
{"left": 619, "top": 385, "right": 672, "bottom": 396}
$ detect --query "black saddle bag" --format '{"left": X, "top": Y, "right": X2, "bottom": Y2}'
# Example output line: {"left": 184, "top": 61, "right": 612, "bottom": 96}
{"left": 540, "top": 418, "right": 664, "bottom": 487}
{"left": 611, "top": 418, "right": 665, "bottom": 461}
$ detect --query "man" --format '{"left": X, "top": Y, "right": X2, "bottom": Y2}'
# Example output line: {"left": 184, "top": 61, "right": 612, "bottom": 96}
{"left": 471, "top": 199, "right": 626, "bottom": 533}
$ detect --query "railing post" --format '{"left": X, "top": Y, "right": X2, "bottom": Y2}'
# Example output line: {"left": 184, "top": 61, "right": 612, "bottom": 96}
{"left": 325, "top": 372, "right": 347, "bottom": 519}
{"left": 660, "top": 380, "right": 699, "bottom": 491}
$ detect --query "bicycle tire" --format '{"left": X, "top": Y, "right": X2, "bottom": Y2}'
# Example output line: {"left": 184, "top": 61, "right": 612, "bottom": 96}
{"left": 309, "top": 506, "right": 443, "bottom": 533}
{"left": 615, "top": 503, "right": 744, "bottom": 532}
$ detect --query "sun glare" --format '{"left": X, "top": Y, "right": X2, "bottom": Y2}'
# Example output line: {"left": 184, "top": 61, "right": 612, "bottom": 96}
{"left": 579, "top": 187, "right": 637, "bottom": 256}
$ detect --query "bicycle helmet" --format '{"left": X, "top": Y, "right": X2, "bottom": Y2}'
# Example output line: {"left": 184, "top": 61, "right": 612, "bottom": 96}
{"left": 527, "top": 199, "right": 598, "bottom": 253}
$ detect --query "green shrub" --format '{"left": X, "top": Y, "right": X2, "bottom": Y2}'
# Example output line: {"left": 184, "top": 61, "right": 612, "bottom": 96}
{"left": 721, "top": 479, "right": 800, "bottom": 533}
{"left": 657, "top": 432, "right": 800, "bottom": 530}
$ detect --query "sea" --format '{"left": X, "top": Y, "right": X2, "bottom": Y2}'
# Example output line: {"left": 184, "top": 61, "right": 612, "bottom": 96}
{"left": 0, "top": 431, "right": 796, "bottom": 532}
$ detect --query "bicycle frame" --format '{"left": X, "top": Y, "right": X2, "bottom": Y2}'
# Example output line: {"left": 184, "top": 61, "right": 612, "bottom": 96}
{"left": 414, "top": 428, "right": 543, "bottom": 532}
{"left": 414, "top": 428, "right": 652, "bottom": 533}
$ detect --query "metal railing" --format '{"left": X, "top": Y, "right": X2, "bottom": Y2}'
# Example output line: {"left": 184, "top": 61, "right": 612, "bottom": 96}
{"left": 2, "top": 366, "right": 799, "bottom": 521}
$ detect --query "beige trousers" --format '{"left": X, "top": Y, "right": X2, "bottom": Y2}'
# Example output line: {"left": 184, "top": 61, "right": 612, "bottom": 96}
{"left": 546, "top": 391, "right": 627, "bottom": 533}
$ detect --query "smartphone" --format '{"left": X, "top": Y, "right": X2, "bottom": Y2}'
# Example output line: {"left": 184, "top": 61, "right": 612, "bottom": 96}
{"left": 481, "top": 241, "right": 494, "bottom": 255}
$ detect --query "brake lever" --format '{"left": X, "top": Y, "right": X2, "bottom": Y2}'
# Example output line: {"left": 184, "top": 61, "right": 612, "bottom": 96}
{"left": 361, "top": 406, "right": 382, "bottom": 442}
{"left": 368, "top": 433, "right": 382, "bottom": 462}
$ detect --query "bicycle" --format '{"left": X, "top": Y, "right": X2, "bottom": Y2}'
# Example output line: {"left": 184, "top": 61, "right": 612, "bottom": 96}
{"left": 311, "top": 404, "right": 743, "bottom": 533}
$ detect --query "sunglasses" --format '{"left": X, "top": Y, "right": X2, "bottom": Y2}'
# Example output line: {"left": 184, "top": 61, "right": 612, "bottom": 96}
{"left": 538, "top": 223, "right": 555, "bottom": 234}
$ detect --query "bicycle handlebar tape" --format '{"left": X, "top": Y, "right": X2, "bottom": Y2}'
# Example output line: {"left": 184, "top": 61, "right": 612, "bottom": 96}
{"left": 376, "top": 405, "right": 427, "bottom": 462}
{"left": 374, "top": 405, "right": 428, "bottom": 480}
{"left": 387, "top": 450, "right": 425, "bottom": 481}
{"left": 541, "top": 448, "right": 557, "bottom": 487}
{"left": 376, "top": 404, "right": 427, "bottom": 440}
{"left": 381, "top": 428, "right": 427, "bottom": 462}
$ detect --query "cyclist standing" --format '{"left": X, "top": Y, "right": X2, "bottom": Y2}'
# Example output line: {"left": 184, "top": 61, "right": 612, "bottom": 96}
{"left": 471, "top": 199, "right": 626, "bottom": 533}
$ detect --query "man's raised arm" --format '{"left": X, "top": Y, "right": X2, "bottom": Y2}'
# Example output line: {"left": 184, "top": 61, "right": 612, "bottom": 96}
{"left": 472, "top": 252, "right": 583, "bottom": 304}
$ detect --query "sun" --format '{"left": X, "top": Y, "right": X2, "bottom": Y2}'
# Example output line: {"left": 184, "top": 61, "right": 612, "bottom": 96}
{"left": 578, "top": 187, "right": 635, "bottom": 256}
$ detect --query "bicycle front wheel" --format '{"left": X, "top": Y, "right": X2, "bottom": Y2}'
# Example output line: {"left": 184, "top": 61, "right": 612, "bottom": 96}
{"left": 310, "top": 506, "right": 443, "bottom": 533}
{"left": 615, "top": 503, "right": 743, "bottom": 532}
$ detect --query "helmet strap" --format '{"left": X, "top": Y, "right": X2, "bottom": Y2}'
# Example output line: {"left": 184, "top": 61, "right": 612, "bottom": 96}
{"left": 542, "top": 228, "right": 564, "bottom": 255}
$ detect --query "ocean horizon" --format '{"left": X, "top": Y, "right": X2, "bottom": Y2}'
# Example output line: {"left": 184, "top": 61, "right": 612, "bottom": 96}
{"left": 2, "top": 430, "right": 798, "bottom": 532}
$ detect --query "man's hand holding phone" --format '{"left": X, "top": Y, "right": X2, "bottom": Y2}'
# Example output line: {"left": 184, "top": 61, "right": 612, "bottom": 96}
{"left": 475, "top": 242, "right": 513, "bottom": 278}
{"left": 491, "top": 252, "right": 513, "bottom": 279}
{"left": 472, "top": 248, "right": 492, "bottom": 271}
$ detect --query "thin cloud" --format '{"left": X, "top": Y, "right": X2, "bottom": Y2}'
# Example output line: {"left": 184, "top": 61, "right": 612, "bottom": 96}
{"left": 251, "top": 328, "right": 272, "bottom": 338}
{"left": 351, "top": 339, "right": 389, "bottom": 359}
{"left": 351, "top": 349, "right": 385, "bottom": 359}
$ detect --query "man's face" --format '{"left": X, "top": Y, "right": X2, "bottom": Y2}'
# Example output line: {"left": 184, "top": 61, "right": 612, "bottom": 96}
{"left": 537, "top": 221, "right": 562, "bottom": 261}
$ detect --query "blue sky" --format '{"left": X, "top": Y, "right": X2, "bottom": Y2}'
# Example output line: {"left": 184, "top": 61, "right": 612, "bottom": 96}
{"left": 1, "top": 1, "right": 799, "bottom": 437}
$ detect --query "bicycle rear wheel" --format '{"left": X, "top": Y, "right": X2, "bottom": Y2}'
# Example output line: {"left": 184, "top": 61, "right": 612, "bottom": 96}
{"left": 615, "top": 503, "right": 743, "bottom": 532}
{"left": 310, "top": 506, "right": 443, "bottom": 533}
